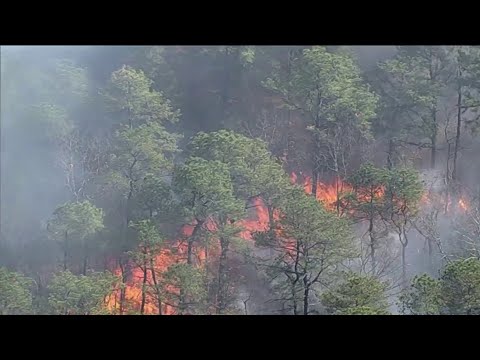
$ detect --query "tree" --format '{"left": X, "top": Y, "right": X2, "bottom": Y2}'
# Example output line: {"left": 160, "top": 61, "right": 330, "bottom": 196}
{"left": 321, "top": 272, "right": 390, "bottom": 315}
{"left": 384, "top": 167, "right": 424, "bottom": 285}
{"left": 256, "top": 187, "right": 353, "bottom": 315}
{"left": 341, "top": 306, "right": 390, "bottom": 315}
{"left": 450, "top": 205, "right": 480, "bottom": 259}
{"left": 102, "top": 65, "right": 181, "bottom": 313}
{"left": 0, "top": 267, "right": 34, "bottom": 315}
{"left": 451, "top": 46, "right": 480, "bottom": 181}
{"left": 128, "top": 220, "right": 164, "bottom": 315}
{"left": 47, "top": 201, "right": 104, "bottom": 273}
{"left": 399, "top": 274, "right": 443, "bottom": 315}
{"left": 187, "top": 130, "right": 292, "bottom": 230}
{"left": 441, "top": 257, "right": 480, "bottom": 315}
{"left": 103, "top": 65, "right": 180, "bottom": 128}
{"left": 378, "top": 46, "right": 454, "bottom": 169}
{"left": 162, "top": 263, "right": 207, "bottom": 315}
{"left": 400, "top": 258, "right": 480, "bottom": 315}
{"left": 136, "top": 175, "right": 178, "bottom": 223}
{"left": 173, "top": 156, "right": 244, "bottom": 313}
{"left": 185, "top": 130, "right": 297, "bottom": 313}
{"left": 47, "top": 270, "right": 119, "bottom": 315}
{"left": 264, "top": 46, "right": 377, "bottom": 196}
{"left": 343, "top": 163, "right": 389, "bottom": 274}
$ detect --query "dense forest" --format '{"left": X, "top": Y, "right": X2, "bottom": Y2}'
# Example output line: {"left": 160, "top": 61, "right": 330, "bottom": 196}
{"left": 1, "top": 45, "right": 480, "bottom": 315}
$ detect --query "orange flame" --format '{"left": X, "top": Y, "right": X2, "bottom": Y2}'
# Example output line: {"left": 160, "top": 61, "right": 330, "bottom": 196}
{"left": 107, "top": 171, "right": 473, "bottom": 314}
{"left": 458, "top": 198, "right": 468, "bottom": 212}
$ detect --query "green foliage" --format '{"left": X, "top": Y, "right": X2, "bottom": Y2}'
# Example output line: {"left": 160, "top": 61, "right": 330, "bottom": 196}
{"left": 455, "top": 46, "right": 480, "bottom": 134}
{"left": 188, "top": 130, "right": 291, "bottom": 202}
{"left": 344, "top": 163, "right": 388, "bottom": 218}
{"left": 386, "top": 167, "right": 424, "bottom": 219}
{"left": 0, "top": 267, "right": 34, "bottom": 315}
{"left": 441, "top": 258, "right": 480, "bottom": 315}
{"left": 377, "top": 46, "right": 453, "bottom": 144}
{"left": 163, "top": 263, "right": 207, "bottom": 313}
{"left": 113, "top": 121, "right": 180, "bottom": 179}
{"left": 321, "top": 272, "right": 389, "bottom": 315}
{"left": 136, "top": 175, "right": 178, "bottom": 221}
{"left": 105, "top": 67, "right": 181, "bottom": 204}
{"left": 344, "top": 164, "right": 423, "bottom": 221}
{"left": 48, "top": 201, "right": 104, "bottom": 242}
{"left": 265, "top": 46, "right": 377, "bottom": 133}
{"left": 32, "top": 103, "right": 74, "bottom": 141}
{"left": 400, "top": 274, "right": 443, "bottom": 315}
{"left": 130, "top": 219, "right": 163, "bottom": 248}
{"left": 4, "top": 46, "right": 480, "bottom": 316}
{"left": 258, "top": 186, "right": 354, "bottom": 314}
{"left": 173, "top": 156, "right": 244, "bottom": 221}
{"left": 104, "top": 65, "right": 180, "bottom": 127}
{"left": 401, "top": 258, "right": 480, "bottom": 315}
{"left": 47, "top": 270, "right": 119, "bottom": 315}
{"left": 340, "top": 306, "right": 391, "bottom": 315}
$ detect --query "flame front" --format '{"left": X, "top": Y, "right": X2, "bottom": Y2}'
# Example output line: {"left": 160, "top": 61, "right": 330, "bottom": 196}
{"left": 105, "top": 171, "right": 469, "bottom": 314}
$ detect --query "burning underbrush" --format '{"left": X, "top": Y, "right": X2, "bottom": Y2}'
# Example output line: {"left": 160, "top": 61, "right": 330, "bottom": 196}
{"left": 105, "top": 171, "right": 472, "bottom": 314}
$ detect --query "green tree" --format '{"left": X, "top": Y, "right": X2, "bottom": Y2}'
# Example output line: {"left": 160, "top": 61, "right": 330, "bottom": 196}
{"left": 256, "top": 187, "right": 353, "bottom": 315}
{"left": 0, "top": 267, "right": 34, "bottom": 315}
{"left": 103, "top": 65, "right": 180, "bottom": 128}
{"left": 321, "top": 272, "right": 390, "bottom": 315}
{"left": 451, "top": 46, "right": 480, "bottom": 181}
{"left": 399, "top": 274, "right": 443, "bottom": 315}
{"left": 400, "top": 258, "right": 480, "bottom": 315}
{"left": 173, "top": 156, "right": 244, "bottom": 313}
{"left": 128, "top": 219, "right": 164, "bottom": 315}
{"left": 441, "top": 257, "right": 480, "bottom": 315}
{"left": 343, "top": 163, "right": 389, "bottom": 273}
{"left": 102, "top": 65, "right": 181, "bottom": 313}
{"left": 341, "top": 306, "right": 390, "bottom": 315}
{"left": 384, "top": 167, "right": 424, "bottom": 284}
{"left": 187, "top": 130, "right": 292, "bottom": 231}
{"left": 378, "top": 46, "right": 454, "bottom": 169}
{"left": 264, "top": 46, "right": 377, "bottom": 196}
{"left": 47, "top": 270, "right": 119, "bottom": 315}
{"left": 47, "top": 201, "right": 104, "bottom": 273}
{"left": 162, "top": 263, "right": 207, "bottom": 315}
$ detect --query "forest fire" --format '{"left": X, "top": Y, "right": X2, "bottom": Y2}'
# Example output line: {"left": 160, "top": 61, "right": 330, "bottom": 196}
{"left": 106, "top": 171, "right": 471, "bottom": 314}
{"left": 105, "top": 173, "right": 395, "bottom": 314}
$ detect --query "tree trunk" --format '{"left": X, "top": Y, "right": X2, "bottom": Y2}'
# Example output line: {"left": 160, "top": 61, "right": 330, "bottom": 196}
{"left": 303, "top": 277, "right": 310, "bottom": 315}
{"left": 292, "top": 286, "right": 298, "bottom": 315}
{"left": 149, "top": 258, "right": 162, "bottom": 315}
{"left": 216, "top": 238, "right": 229, "bottom": 314}
{"left": 187, "top": 220, "right": 204, "bottom": 265}
{"left": 291, "top": 240, "right": 301, "bottom": 315}
{"left": 118, "top": 258, "right": 127, "bottom": 315}
{"left": 369, "top": 217, "right": 376, "bottom": 273}
{"left": 267, "top": 204, "right": 276, "bottom": 240}
{"left": 430, "top": 107, "right": 437, "bottom": 169}
{"left": 387, "top": 138, "right": 395, "bottom": 170}
{"left": 221, "top": 47, "right": 231, "bottom": 125}
{"left": 63, "top": 231, "right": 68, "bottom": 271}
{"left": 452, "top": 81, "right": 462, "bottom": 181}
{"left": 180, "top": 220, "right": 204, "bottom": 314}
{"left": 401, "top": 227, "right": 409, "bottom": 287}
{"left": 401, "top": 239, "right": 407, "bottom": 286}
{"left": 82, "top": 255, "right": 88, "bottom": 276}
{"left": 140, "top": 247, "right": 148, "bottom": 315}
{"left": 312, "top": 171, "right": 318, "bottom": 198}
{"left": 335, "top": 174, "right": 341, "bottom": 216}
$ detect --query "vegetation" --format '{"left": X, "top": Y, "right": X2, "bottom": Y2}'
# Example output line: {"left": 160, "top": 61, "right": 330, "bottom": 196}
{"left": 2, "top": 45, "right": 480, "bottom": 315}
